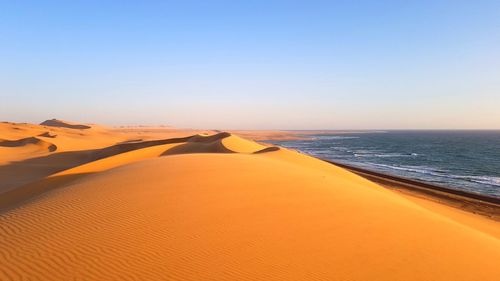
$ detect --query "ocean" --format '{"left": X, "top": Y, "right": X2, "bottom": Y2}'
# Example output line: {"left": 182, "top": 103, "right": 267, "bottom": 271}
{"left": 268, "top": 131, "right": 500, "bottom": 197}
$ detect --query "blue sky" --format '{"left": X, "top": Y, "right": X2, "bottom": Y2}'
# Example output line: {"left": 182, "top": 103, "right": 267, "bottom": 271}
{"left": 1, "top": 0, "right": 499, "bottom": 129}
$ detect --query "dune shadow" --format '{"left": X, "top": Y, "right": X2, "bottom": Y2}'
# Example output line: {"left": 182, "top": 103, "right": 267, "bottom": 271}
{"left": 0, "top": 137, "right": 44, "bottom": 147}
{"left": 38, "top": 132, "right": 57, "bottom": 138}
{"left": 0, "top": 173, "right": 93, "bottom": 212}
{"left": 117, "top": 138, "right": 143, "bottom": 144}
{"left": 161, "top": 142, "right": 234, "bottom": 156}
{"left": 253, "top": 146, "right": 280, "bottom": 154}
{"left": 187, "top": 132, "right": 231, "bottom": 143}
{"left": 0, "top": 136, "right": 58, "bottom": 153}
{"left": 161, "top": 132, "right": 234, "bottom": 156}
{"left": 0, "top": 150, "right": 98, "bottom": 194}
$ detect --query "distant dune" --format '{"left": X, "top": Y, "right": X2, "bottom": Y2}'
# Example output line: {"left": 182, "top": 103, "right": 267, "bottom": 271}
{"left": 0, "top": 136, "right": 57, "bottom": 166}
{"left": 0, "top": 136, "right": 56, "bottom": 151}
{"left": 0, "top": 120, "right": 499, "bottom": 280}
{"left": 40, "top": 118, "right": 92, "bottom": 129}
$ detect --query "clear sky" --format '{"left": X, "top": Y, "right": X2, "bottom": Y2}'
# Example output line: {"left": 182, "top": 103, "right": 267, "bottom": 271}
{"left": 1, "top": 1, "right": 499, "bottom": 129}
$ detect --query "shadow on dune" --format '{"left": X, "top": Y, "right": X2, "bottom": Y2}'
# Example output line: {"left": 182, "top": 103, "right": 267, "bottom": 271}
{"left": 0, "top": 150, "right": 103, "bottom": 194}
{"left": 117, "top": 138, "right": 143, "bottom": 144}
{"left": 161, "top": 132, "right": 233, "bottom": 156}
{"left": 90, "top": 136, "right": 192, "bottom": 160}
{"left": 38, "top": 132, "right": 57, "bottom": 138}
{"left": 254, "top": 147, "right": 280, "bottom": 154}
{"left": 188, "top": 132, "right": 231, "bottom": 143}
{"left": 162, "top": 142, "right": 233, "bottom": 155}
{"left": 0, "top": 173, "right": 93, "bottom": 211}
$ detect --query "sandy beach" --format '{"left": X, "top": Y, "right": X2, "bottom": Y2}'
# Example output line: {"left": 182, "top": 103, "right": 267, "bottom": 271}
{"left": 1, "top": 120, "right": 499, "bottom": 280}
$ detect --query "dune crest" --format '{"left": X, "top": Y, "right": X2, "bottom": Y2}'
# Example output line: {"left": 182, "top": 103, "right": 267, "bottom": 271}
{"left": 163, "top": 133, "right": 274, "bottom": 155}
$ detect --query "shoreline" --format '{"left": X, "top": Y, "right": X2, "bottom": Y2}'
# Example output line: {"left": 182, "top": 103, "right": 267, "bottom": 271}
{"left": 322, "top": 159, "right": 500, "bottom": 221}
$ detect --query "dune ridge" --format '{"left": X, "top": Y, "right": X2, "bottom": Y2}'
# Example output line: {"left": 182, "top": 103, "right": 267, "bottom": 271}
{"left": 0, "top": 123, "right": 499, "bottom": 280}
{"left": 0, "top": 137, "right": 57, "bottom": 152}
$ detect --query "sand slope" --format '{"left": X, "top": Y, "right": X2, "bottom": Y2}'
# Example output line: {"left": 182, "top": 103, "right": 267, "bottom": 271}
{"left": 0, "top": 124, "right": 499, "bottom": 280}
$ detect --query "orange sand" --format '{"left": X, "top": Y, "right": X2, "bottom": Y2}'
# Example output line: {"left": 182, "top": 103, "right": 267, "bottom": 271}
{"left": 0, "top": 120, "right": 499, "bottom": 280}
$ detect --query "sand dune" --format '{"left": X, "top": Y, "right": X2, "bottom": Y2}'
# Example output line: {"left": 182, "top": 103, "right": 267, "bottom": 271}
{"left": 0, "top": 121, "right": 499, "bottom": 280}
{"left": 40, "top": 118, "right": 92, "bottom": 129}
{"left": 0, "top": 132, "right": 277, "bottom": 205}
{"left": 0, "top": 136, "right": 56, "bottom": 151}
{"left": 0, "top": 137, "right": 57, "bottom": 165}
{"left": 1, "top": 121, "right": 123, "bottom": 153}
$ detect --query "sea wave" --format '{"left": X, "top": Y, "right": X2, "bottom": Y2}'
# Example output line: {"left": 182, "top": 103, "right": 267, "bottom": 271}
{"left": 357, "top": 163, "right": 500, "bottom": 187}
{"left": 366, "top": 163, "right": 445, "bottom": 175}
{"left": 312, "top": 136, "right": 360, "bottom": 140}
{"left": 444, "top": 175, "right": 500, "bottom": 187}
{"left": 353, "top": 152, "right": 418, "bottom": 158}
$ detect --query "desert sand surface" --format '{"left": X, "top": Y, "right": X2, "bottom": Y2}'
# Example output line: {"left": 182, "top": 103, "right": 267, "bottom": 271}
{"left": 0, "top": 120, "right": 499, "bottom": 280}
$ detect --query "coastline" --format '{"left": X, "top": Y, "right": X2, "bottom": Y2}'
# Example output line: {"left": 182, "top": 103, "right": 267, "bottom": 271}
{"left": 323, "top": 159, "right": 500, "bottom": 221}
{"left": 264, "top": 130, "right": 500, "bottom": 198}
